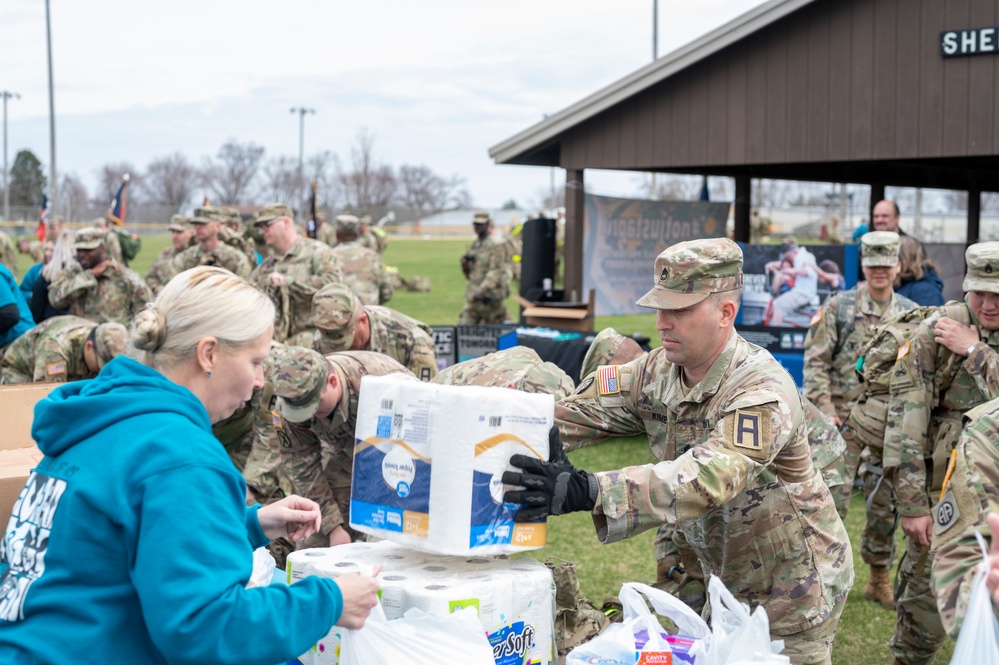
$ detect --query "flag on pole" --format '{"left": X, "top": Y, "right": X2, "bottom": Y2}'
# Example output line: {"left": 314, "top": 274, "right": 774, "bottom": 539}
{"left": 699, "top": 176, "right": 710, "bottom": 202}
{"left": 306, "top": 181, "right": 318, "bottom": 239}
{"left": 38, "top": 193, "right": 49, "bottom": 242}
{"left": 107, "top": 174, "right": 131, "bottom": 226}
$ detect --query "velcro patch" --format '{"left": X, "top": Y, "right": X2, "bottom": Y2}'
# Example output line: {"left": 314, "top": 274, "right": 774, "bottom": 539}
{"left": 933, "top": 490, "right": 960, "bottom": 536}
{"left": 724, "top": 408, "right": 772, "bottom": 461}
{"left": 896, "top": 340, "right": 911, "bottom": 361}
{"left": 597, "top": 365, "right": 621, "bottom": 396}
{"left": 809, "top": 310, "right": 822, "bottom": 326}
{"left": 46, "top": 362, "right": 66, "bottom": 376}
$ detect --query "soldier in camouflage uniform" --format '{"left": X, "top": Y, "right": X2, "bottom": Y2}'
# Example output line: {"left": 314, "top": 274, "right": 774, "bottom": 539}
{"left": 145, "top": 215, "right": 194, "bottom": 295}
{"left": 172, "top": 207, "right": 252, "bottom": 279}
{"left": 0, "top": 230, "right": 18, "bottom": 278}
{"left": 803, "top": 231, "right": 915, "bottom": 610}
{"left": 358, "top": 215, "right": 383, "bottom": 253}
{"left": 458, "top": 211, "right": 511, "bottom": 324}
{"left": 315, "top": 211, "right": 338, "bottom": 248}
{"left": 504, "top": 238, "right": 853, "bottom": 665}
{"left": 433, "top": 345, "right": 575, "bottom": 399}
{"left": 92, "top": 217, "right": 124, "bottom": 265}
{"left": 1, "top": 315, "right": 128, "bottom": 384}
{"left": 48, "top": 227, "right": 152, "bottom": 327}
{"left": 330, "top": 214, "right": 393, "bottom": 306}
{"left": 930, "top": 396, "right": 999, "bottom": 639}
{"left": 249, "top": 203, "right": 343, "bottom": 344}
{"left": 17, "top": 236, "right": 45, "bottom": 265}
{"left": 311, "top": 282, "right": 438, "bottom": 381}
{"left": 883, "top": 241, "right": 999, "bottom": 665}
{"left": 271, "top": 347, "right": 412, "bottom": 548}
{"left": 580, "top": 327, "right": 646, "bottom": 380}
{"left": 217, "top": 206, "right": 259, "bottom": 267}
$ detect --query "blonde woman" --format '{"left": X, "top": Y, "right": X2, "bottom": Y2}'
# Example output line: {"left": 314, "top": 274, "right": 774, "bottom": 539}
{"left": 0, "top": 266, "right": 378, "bottom": 664}
{"left": 28, "top": 228, "right": 76, "bottom": 323}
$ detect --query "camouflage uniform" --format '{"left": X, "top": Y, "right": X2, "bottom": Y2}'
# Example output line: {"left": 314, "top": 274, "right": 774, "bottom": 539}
{"left": 271, "top": 348, "right": 412, "bottom": 546}
{"left": 930, "top": 396, "right": 999, "bottom": 638}
{"left": 803, "top": 232, "right": 915, "bottom": 581}
{"left": 172, "top": 241, "right": 252, "bottom": 279}
{"left": 312, "top": 282, "right": 437, "bottom": 380}
{"left": 433, "top": 345, "right": 575, "bottom": 400}
{"left": 28, "top": 240, "right": 44, "bottom": 264}
{"left": 580, "top": 327, "right": 646, "bottom": 380}
{"left": 146, "top": 246, "right": 181, "bottom": 295}
{"left": 217, "top": 222, "right": 259, "bottom": 268}
{"left": 101, "top": 225, "right": 124, "bottom": 265}
{"left": 358, "top": 226, "right": 379, "bottom": 252}
{"left": 330, "top": 216, "right": 393, "bottom": 306}
{"left": 884, "top": 242, "right": 999, "bottom": 664}
{"left": 556, "top": 239, "right": 852, "bottom": 662}
{"left": 0, "top": 315, "right": 128, "bottom": 384}
{"left": 0, "top": 231, "right": 18, "bottom": 278}
{"left": 248, "top": 222, "right": 343, "bottom": 343}
{"left": 48, "top": 228, "right": 152, "bottom": 327}
{"left": 459, "top": 213, "right": 511, "bottom": 324}
{"left": 316, "top": 222, "right": 338, "bottom": 248}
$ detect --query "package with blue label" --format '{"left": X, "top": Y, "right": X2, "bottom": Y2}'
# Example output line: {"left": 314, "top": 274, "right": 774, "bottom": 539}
{"left": 349, "top": 374, "right": 552, "bottom": 555}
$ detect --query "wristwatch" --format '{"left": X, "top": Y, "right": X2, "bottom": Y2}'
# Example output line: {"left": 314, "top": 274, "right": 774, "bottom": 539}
{"left": 967, "top": 343, "right": 978, "bottom": 357}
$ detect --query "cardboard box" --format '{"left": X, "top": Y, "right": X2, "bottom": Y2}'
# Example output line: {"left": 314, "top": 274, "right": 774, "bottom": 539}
{"left": 516, "top": 289, "right": 596, "bottom": 332}
{"left": 0, "top": 383, "right": 57, "bottom": 522}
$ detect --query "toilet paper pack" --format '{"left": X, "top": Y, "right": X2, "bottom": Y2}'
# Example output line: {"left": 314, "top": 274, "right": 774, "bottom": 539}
{"left": 349, "top": 375, "right": 553, "bottom": 556}
{"left": 293, "top": 541, "right": 556, "bottom": 665}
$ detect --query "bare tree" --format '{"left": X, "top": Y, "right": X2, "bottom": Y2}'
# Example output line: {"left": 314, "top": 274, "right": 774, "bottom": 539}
{"left": 261, "top": 155, "right": 300, "bottom": 205}
{"left": 202, "top": 139, "right": 265, "bottom": 205}
{"left": 141, "top": 153, "right": 200, "bottom": 210}
{"left": 534, "top": 184, "right": 566, "bottom": 211}
{"left": 338, "top": 128, "right": 396, "bottom": 211}
{"left": 59, "top": 172, "right": 89, "bottom": 222}
{"left": 307, "top": 150, "right": 342, "bottom": 208}
{"left": 94, "top": 162, "right": 142, "bottom": 207}
{"left": 396, "top": 164, "right": 469, "bottom": 222}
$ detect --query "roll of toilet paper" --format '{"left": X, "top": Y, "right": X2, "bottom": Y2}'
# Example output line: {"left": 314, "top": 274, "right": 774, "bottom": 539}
{"left": 350, "top": 376, "right": 552, "bottom": 556}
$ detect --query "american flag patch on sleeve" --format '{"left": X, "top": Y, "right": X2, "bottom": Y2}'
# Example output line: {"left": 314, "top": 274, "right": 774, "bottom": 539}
{"left": 597, "top": 365, "right": 621, "bottom": 396}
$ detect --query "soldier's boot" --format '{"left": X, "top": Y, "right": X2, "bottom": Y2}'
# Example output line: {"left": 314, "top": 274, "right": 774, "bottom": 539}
{"left": 863, "top": 565, "right": 895, "bottom": 610}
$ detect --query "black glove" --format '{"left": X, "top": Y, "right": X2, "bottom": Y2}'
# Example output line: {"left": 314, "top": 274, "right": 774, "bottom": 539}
{"left": 548, "top": 425, "right": 568, "bottom": 464}
{"left": 503, "top": 454, "right": 597, "bottom": 522}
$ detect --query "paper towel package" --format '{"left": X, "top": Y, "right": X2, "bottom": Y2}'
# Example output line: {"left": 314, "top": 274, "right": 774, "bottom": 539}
{"left": 349, "top": 375, "right": 553, "bottom": 556}
{"left": 290, "top": 541, "right": 556, "bottom": 665}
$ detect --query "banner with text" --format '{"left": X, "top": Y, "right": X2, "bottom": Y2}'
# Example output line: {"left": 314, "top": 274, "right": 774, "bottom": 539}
{"left": 583, "top": 194, "right": 730, "bottom": 315}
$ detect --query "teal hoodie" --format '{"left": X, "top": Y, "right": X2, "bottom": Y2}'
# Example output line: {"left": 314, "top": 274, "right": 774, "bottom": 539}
{"left": 0, "top": 356, "right": 342, "bottom": 664}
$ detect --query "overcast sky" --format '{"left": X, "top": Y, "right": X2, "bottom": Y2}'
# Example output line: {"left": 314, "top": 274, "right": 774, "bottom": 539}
{"left": 2, "top": 0, "right": 767, "bottom": 211}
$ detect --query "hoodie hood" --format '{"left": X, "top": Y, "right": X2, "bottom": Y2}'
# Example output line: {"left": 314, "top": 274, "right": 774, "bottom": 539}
{"left": 33, "top": 355, "right": 211, "bottom": 457}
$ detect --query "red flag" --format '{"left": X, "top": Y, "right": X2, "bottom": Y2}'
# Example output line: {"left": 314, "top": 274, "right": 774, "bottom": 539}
{"left": 37, "top": 193, "right": 49, "bottom": 242}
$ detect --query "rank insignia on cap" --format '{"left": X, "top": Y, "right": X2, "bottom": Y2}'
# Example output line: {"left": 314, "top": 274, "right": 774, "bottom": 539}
{"left": 933, "top": 491, "right": 959, "bottom": 535}
{"left": 660, "top": 267, "right": 669, "bottom": 282}
{"left": 46, "top": 362, "right": 66, "bottom": 376}
{"left": 597, "top": 365, "right": 621, "bottom": 395}
{"left": 897, "top": 340, "right": 911, "bottom": 360}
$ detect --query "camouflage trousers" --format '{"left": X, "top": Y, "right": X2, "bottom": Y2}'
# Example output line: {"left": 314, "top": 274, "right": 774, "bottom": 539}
{"left": 889, "top": 537, "right": 946, "bottom": 665}
{"left": 838, "top": 430, "right": 897, "bottom": 568}
{"left": 458, "top": 298, "right": 509, "bottom": 325}
{"left": 296, "top": 486, "right": 368, "bottom": 550}
{"left": 776, "top": 596, "right": 844, "bottom": 665}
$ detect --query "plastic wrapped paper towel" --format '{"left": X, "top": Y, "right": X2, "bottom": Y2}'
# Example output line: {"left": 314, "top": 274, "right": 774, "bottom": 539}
{"left": 291, "top": 541, "right": 556, "bottom": 665}
{"left": 349, "top": 375, "right": 553, "bottom": 556}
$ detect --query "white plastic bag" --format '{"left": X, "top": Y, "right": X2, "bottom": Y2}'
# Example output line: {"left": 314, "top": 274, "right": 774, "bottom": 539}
{"left": 245, "top": 547, "right": 276, "bottom": 589}
{"left": 566, "top": 581, "right": 710, "bottom": 665}
{"left": 700, "top": 576, "right": 788, "bottom": 665}
{"left": 339, "top": 604, "right": 494, "bottom": 665}
{"left": 950, "top": 532, "right": 999, "bottom": 665}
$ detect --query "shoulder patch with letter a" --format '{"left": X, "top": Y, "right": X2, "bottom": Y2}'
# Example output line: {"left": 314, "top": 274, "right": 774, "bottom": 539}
{"left": 933, "top": 490, "right": 960, "bottom": 536}
{"left": 46, "top": 362, "right": 66, "bottom": 376}
{"left": 724, "top": 408, "right": 772, "bottom": 461}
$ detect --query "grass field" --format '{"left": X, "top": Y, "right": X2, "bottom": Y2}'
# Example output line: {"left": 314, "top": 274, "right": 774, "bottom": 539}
{"left": 17, "top": 235, "right": 954, "bottom": 663}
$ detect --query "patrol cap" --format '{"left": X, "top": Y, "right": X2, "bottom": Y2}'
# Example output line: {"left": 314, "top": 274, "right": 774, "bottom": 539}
{"left": 191, "top": 206, "right": 227, "bottom": 224}
{"left": 335, "top": 214, "right": 360, "bottom": 234}
{"left": 860, "top": 231, "right": 900, "bottom": 267}
{"left": 168, "top": 214, "right": 192, "bottom": 232}
{"left": 472, "top": 211, "right": 492, "bottom": 225}
{"left": 963, "top": 241, "right": 999, "bottom": 294}
{"left": 255, "top": 203, "right": 294, "bottom": 225}
{"left": 272, "top": 346, "right": 329, "bottom": 423}
{"left": 636, "top": 237, "right": 744, "bottom": 310}
{"left": 73, "top": 227, "right": 106, "bottom": 250}
{"left": 312, "top": 283, "right": 360, "bottom": 353}
{"left": 359, "top": 215, "right": 372, "bottom": 227}
{"left": 93, "top": 322, "right": 130, "bottom": 369}
{"left": 219, "top": 206, "right": 243, "bottom": 226}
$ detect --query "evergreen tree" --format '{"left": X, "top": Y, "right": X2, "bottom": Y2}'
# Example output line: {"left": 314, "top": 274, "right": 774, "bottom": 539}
{"left": 9, "top": 150, "right": 46, "bottom": 207}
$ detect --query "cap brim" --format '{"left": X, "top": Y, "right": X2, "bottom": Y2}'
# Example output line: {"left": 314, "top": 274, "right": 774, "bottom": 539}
{"left": 963, "top": 276, "right": 999, "bottom": 294}
{"left": 279, "top": 396, "right": 319, "bottom": 423}
{"left": 862, "top": 257, "right": 898, "bottom": 267}
{"left": 74, "top": 242, "right": 102, "bottom": 250}
{"left": 635, "top": 286, "right": 711, "bottom": 310}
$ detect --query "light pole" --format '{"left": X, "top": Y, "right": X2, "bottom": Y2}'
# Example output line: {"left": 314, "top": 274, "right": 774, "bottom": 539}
{"left": 290, "top": 107, "right": 315, "bottom": 222}
{"left": 45, "top": 0, "right": 57, "bottom": 216}
{"left": 1, "top": 91, "right": 19, "bottom": 222}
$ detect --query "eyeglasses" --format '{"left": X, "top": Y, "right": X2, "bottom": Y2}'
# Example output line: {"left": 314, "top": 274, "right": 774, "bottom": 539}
{"left": 256, "top": 219, "right": 278, "bottom": 230}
